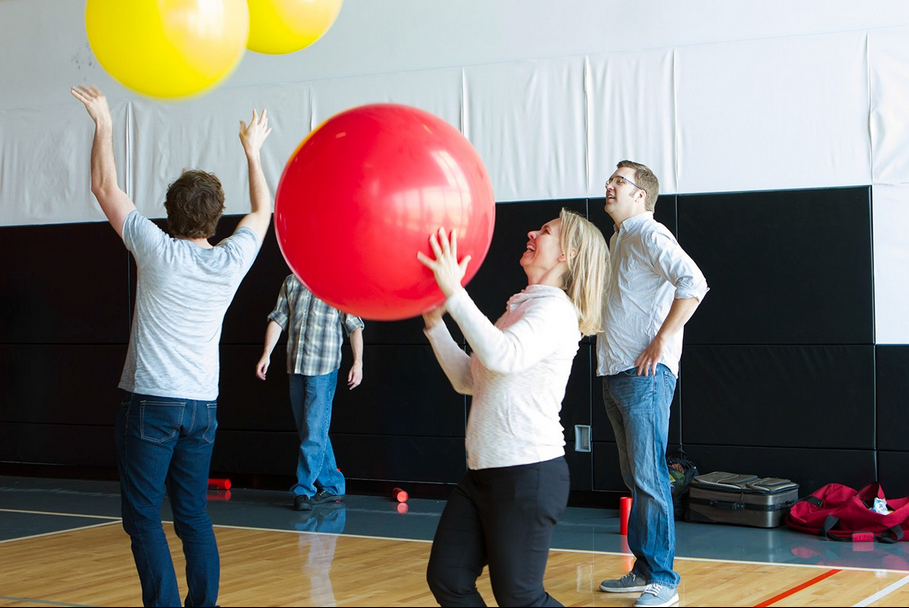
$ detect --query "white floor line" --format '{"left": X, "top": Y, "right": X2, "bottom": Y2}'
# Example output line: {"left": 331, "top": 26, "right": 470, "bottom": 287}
{"left": 210, "top": 523, "right": 909, "bottom": 576}
{"left": 852, "top": 573, "right": 909, "bottom": 607}
{"left": 0, "top": 519, "right": 121, "bottom": 544}
{"left": 0, "top": 507, "right": 119, "bottom": 520}
{"left": 0, "top": 596, "right": 88, "bottom": 607}
{"left": 212, "top": 522, "right": 433, "bottom": 543}
{"left": 3, "top": 504, "right": 906, "bottom": 578}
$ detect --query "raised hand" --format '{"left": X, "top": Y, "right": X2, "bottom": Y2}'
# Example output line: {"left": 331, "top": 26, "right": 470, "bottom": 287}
{"left": 70, "top": 85, "right": 112, "bottom": 128}
{"left": 417, "top": 227, "right": 471, "bottom": 298}
{"left": 239, "top": 109, "right": 272, "bottom": 156}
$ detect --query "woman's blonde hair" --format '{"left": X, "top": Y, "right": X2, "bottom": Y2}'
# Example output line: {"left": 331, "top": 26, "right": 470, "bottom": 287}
{"left": 559, "top": 208, "right": 610, "bottom": 336}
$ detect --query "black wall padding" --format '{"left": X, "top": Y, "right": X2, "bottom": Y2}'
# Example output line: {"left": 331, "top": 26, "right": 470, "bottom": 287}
{"left": 682, "top": 344, "right": 875, "bottom": 449}
{"left": 2, "top": 185, "right": 905, "bottom": 502}
{"left": 565, "top": 443, "right": 593, "bottom": 491}
{"left": 876, "top": 345, "right": 909, "bottom": 451}
{"left": 679, "top": 186, "right": 873, "bottom": 345}
{"left": 332, "top": 434, "right": 467, "bottom": 484}
{"left": 592, "top": 441, "right": 625, "bottom": 491}
{"left": 0, "top": 344, "right": 124, "bottom": 425}
{"left": 211, "top": 430, "right": 467, "bottom": 484}
{"left": 0, "top": 423, "right": 116, "bottom": 468}
{"left": 0, "top": 222, "right": 130, "bottom": 344}
{"left": 878, "top": 451, "right": 909, "bottom": 497}
{"left": 561, "top": 345, "right": 593, "bottom": 441}
{"left": 330, "top": 344, "right": 466, "bottom": 437}
{"left": 215, "top": 219, "right": 294, "bottom": 345}
{"left": 217, "top": 344, "right": 295, "bottom": 432}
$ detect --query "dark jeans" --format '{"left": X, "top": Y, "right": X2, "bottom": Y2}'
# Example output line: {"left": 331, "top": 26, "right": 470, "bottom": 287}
{"left": 426, "top": 457, "right": 570, "bottom": 607}
{"left": 116, "top": 392, "right": 220, "bottom": 607}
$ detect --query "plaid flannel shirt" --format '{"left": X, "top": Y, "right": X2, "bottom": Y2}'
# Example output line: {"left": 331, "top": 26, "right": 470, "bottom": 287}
{"left": 268, "top": 275, "right": 364, "bottom": 376}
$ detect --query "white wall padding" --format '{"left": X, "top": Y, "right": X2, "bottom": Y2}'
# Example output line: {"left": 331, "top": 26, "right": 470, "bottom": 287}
{"left": 870, "top": 27, "right": 909, "bottom": 185}
{"left": 0, "top": 102, "right": 128, "bottom": 226}
{"left": 586, "top": 49, "right": 677, "bottom": 196}
{"left": 872, "top": 185, "right": 909, "bottom": 344}
{"left": 310, "top": 68, "right": 463, "bottom": 134}
{"left": 129, "top": 84, "right": 312, "bottom": 219}
{"left": 676, "top": 31, "right": 872, "bottom": 195}
{"left": 463, "top": 58, "right": 587, "bottom": 203}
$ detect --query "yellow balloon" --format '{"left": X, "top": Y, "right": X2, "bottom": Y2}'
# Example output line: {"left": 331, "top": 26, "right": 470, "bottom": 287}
{"left": 247, "top": 0, "right": 343, "bottom": 54}
{"left": 86, "top": 0, "right": 250, "bottom": 99}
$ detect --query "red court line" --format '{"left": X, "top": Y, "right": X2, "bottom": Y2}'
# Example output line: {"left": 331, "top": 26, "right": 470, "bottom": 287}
{"left": 754, "top": 569, "right": 842, "bottom": 607}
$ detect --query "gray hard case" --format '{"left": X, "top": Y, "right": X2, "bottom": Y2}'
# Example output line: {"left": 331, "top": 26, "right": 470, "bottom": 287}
{"left": 685, "top": 471, "right": 799, "bottom": 528}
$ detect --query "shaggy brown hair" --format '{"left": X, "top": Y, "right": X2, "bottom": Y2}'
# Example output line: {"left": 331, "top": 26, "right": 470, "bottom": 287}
{"left": 164, "top": 170, "right": 225, "bottom": 238}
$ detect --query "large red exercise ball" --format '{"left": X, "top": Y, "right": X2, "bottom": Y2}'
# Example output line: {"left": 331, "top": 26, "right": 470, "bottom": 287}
{"left": 275, "top": 104, "right": 496, "bottom": 321}
{"left": 85, "top": 0, "right": 249, "bottom": 99}
{"left": 246, "top": 0, "right": 343, "bottom": 54}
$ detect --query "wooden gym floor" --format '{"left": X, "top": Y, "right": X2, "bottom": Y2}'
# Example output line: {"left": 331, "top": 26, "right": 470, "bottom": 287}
{"left": 2, "top": 476, "right": 908, "bottom": 607}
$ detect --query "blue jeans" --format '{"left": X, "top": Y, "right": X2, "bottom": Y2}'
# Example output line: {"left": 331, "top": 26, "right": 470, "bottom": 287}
{"left": 289, "top": 371, "right": 345, "bottom": 498}
{"left": 115, "top": 393, "right": 220, "bottom": 607}
{"left": 602, "top": 365, "right": 680, "bottom": 588}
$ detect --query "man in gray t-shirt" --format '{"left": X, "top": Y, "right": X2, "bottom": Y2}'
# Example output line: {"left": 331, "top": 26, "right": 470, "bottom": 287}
{"left": 72, "top": 84, "right": 273, "bottom": 608}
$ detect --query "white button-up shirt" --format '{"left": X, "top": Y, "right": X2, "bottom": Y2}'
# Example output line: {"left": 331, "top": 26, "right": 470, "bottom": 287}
{"left": 596, "top": 212, "right": 709, "bottom": 377}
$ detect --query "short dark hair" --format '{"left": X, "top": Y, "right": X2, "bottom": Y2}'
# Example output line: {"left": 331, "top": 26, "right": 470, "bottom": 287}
{"left": 617, "top": 160, "right": 660, "bottom": 212}
{"left": 164, "top": 170, "right": 225, "bottom": 239}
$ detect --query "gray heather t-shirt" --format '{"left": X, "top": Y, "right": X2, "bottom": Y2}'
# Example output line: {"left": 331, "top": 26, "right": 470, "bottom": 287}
{"left": 118, "top": 210, "right": 261, "bottom": 401}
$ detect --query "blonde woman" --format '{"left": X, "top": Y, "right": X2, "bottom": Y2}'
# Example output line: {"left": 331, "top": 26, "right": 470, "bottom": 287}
{"left": 418, "top": 209, "right": 609, "bottom": 607}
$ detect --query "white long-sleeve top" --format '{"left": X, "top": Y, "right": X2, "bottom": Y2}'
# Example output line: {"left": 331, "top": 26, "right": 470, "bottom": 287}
{"left": 424, "top": 284, "right": 581, "bottom": 470}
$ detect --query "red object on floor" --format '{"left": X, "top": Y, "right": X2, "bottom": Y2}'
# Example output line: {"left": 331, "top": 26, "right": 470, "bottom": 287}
{"left": 208, "top": 478, "right": 231, "bottom": 491}
{"left": 393, "top": 487, "right": 408, "bottom": 503}
{"left": 619, "top": 496, "right": 632, "bottom": 535}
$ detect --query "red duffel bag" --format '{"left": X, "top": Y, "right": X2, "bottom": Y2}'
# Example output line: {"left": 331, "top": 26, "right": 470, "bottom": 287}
{"left": 786, "top": 482, "right": 909, "bottom": 543}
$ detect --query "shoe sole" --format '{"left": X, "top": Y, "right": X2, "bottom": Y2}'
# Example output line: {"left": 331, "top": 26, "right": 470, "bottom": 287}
{"left": 312, "top": 496, "right": 344, "bottom": 506}
{"left": 599, "top": 584, "right": 647, "bottom": 593}
{"left": 634, "top": 592, "right": 679, "bottom": 607}
{"left": 314, "top": 500, "right": 345, "bottom": 509}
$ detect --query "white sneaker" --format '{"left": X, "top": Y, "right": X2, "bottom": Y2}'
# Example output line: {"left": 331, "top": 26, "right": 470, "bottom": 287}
{"left": 634, "top": 583, "right": 679, "bottom": 607}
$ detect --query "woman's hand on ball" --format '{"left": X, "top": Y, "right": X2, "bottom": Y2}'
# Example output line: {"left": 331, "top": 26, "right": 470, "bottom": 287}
{"left": 417, "top": 228, "right": 471, "bottom": 298}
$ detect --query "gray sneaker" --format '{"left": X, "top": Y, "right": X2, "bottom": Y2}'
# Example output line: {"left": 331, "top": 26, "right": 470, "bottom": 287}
{"left": 599, "top": 572, "right": 648, "bottom": 593}
{"left": 634, "top": 583, "right": 679, "bottom": 607}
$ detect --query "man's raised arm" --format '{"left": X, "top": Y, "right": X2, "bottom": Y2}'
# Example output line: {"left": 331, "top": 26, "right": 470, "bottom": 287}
{"left": 71, "top": 85, "right": 136, "bottom": 238}
{"left": 236, "top": 109, "right": 273, "bottom": 244}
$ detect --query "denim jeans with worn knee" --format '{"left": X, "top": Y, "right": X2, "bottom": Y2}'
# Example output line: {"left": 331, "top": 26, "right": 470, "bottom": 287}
{"left": 116, "top": 392, "right": 220, "bottom": 607}
{"left": 289, "top": 371, "right": 345, "bottom": 498}
{"left": 602, "top": 364, "right": 680, "bottom": 589}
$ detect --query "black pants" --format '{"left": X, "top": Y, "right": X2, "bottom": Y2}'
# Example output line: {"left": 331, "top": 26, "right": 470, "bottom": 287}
{"left": 426, "top": 457, "right": 570, "bottom": 607}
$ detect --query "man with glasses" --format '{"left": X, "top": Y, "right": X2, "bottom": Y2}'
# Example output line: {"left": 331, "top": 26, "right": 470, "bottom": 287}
{"left": 597, "top": 160, "right": 708, "bottom": 608}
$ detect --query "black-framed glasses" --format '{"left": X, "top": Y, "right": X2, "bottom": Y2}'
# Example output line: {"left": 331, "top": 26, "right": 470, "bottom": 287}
{"left": 605, "top": 175, "right": 643, "bottom": 191}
